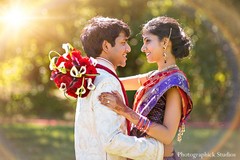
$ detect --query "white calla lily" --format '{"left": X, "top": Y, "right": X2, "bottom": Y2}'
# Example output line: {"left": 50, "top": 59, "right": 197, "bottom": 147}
{"left": 70, "top": 66, "right": 87, "bottom": 78}
{"left": 79, "top": 66, "right": 87, "bottom": 75}
{"left": 70, "top": 66, "right": 79, "bottom": 77}
{"left": 59, "top": 83, "right": 67, "bottom": 91}
{"left": 62, "top": 43, "right": 72, "bottom": 53}
{"left": 89, "top": 57, "right": 98, "bottom": 66}
{"left": 62, "top": 53, "right": 69, "bottom": 59}
{"left": 87, "top": 78, "right": 96, "bottom": 90}
{"left": 49, "top": 56, "right": 58, "bottom": 70}
{"left": 58, "top": 62, "right": 67, "bottom": 74}
{"left": 76, "top": 86, "right": 86, "bottom": 96}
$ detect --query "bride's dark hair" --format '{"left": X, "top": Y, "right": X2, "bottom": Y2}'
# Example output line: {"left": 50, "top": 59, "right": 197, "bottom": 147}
{"left": 142, "top": 16, "right": 192, "bottom": 59}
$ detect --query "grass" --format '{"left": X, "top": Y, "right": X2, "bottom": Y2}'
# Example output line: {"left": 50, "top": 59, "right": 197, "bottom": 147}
{"left": 0, "top": 123, "right": 74, "bottom": 160}
{"left": 0, "top": 123, "right": 239, "bottom": 160}
{"left": 174, "top": 127, "right": 239, "bottom": 159}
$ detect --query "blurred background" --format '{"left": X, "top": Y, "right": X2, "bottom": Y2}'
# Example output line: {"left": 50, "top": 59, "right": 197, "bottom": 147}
{"left": 0, "top": 0, "right": 239, "bottom": 159}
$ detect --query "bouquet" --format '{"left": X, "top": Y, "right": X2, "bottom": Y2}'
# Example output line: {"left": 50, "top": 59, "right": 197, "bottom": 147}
{"left": 49, "top": 43, "right": 99, "bottom": 98}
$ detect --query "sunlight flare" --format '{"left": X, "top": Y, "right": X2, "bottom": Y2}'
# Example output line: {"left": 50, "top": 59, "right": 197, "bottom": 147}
{"left": 2, "top": 6, "right": 29, "bottom": 28}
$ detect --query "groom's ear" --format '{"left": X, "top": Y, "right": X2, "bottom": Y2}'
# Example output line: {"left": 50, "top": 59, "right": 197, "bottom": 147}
{"left": 102, "top": 40, "right": 111, "bottom": 53}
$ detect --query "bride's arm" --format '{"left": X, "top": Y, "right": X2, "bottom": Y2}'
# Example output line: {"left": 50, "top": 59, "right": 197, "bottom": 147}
{"left": 121, "top": 88, "right": 181, "bottom": 145}
{"left": 98, "top": 88, "right": 181, "bottom": 145}
{"left": 120, "top": 73, "right": 149, "bottom": 90}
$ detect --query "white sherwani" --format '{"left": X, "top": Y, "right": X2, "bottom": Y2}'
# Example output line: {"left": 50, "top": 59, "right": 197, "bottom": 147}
{"left": 75, "top": 58, "right": 164, "bottom": 160}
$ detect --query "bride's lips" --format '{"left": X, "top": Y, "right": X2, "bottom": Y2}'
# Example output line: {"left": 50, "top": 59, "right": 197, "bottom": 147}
{"left": 146, "top": 52, "right": 151, "bottom": 57}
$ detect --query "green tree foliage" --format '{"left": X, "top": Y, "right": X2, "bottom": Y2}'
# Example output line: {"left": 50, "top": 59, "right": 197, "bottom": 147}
{"left": 0, "top": 0, "right": 239, "bottom": 122}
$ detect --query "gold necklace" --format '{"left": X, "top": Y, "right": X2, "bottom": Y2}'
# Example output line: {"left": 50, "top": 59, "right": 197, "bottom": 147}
{"left": 158, "top": 64, "right": 178, "bottom": 72}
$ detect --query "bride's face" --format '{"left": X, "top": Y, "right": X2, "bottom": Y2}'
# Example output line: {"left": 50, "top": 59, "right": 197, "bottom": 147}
{"left": 141, "top": 32, "right": 165, "bottom": 64}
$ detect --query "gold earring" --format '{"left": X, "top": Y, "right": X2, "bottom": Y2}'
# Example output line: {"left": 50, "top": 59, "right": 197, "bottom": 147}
{"left": 163, "top": 46, "right": 167, "bottom": 63}
{"left": 162, "top": 28, "right": 172, "bottom": 64}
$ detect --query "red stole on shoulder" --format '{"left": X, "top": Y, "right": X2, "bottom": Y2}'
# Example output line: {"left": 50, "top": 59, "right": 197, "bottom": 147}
{"left": 96, "top": 64, "right": 131, "bottom": 135}
{"left": 133, "top": 69, "right": 192, "bottom": 126}
{"left": 133, "top": 69, "right": 179, "bottom": 111}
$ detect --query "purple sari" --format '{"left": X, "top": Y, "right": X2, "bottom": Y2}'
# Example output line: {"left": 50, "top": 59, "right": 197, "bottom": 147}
{"left": 131, "top": 69, "right": 193, "bottom": 159}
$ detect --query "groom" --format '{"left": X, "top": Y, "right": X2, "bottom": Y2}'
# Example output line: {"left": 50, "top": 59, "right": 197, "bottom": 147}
{"left": 75, "top": 16, "right": 164, "bottom": 160}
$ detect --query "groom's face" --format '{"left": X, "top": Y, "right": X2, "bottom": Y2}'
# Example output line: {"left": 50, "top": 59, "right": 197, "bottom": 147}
{"left": 107, "top": 32, "right": 131, "bottom": 68}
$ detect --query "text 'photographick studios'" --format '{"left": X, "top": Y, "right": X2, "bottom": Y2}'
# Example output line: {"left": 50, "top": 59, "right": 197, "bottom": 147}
{"left": 177, "top": 151, "right": 237, "bottom": 159}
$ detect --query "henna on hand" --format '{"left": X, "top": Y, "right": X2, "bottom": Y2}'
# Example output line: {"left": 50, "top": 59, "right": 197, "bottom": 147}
{"left": 98, "top": 91, "right": 127, "bottom": 114}
{"left": 99, "top": 91, "right": 142, "bottom": 126}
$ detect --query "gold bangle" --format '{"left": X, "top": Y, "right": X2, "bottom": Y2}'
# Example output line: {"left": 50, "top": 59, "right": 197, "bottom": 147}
{"left": 138, "top": 76, "right": 142, "bottom": 86}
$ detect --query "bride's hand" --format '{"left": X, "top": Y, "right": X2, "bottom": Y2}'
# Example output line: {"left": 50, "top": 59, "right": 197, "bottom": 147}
{"left": 98, "top": 91, "right": 127, "bottom": 114}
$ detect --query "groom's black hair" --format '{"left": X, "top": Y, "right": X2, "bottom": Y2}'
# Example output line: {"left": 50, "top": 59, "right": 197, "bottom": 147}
{"left": 80, "top": 16, "right": 130, "bottom": 58}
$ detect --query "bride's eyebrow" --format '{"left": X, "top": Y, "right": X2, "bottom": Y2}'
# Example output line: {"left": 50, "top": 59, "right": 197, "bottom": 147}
{"left": 143, "top": 37, "right": 149, "bottom": 41}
